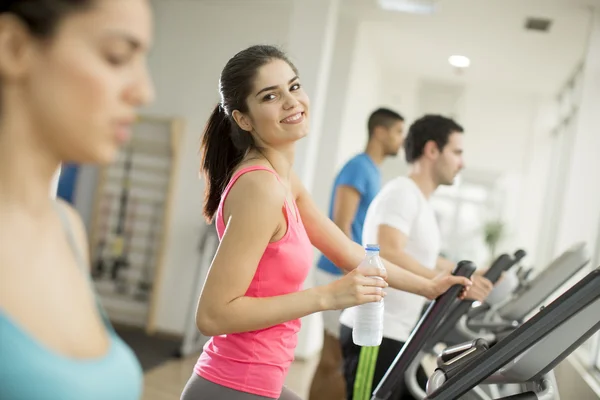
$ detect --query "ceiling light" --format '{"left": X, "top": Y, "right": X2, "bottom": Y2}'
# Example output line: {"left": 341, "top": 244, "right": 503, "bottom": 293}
{"left": 378, "top": 0, "right": 440, "bottom": 14}
{"left": 449, "top": 55, "right": 470, "bottom": 68}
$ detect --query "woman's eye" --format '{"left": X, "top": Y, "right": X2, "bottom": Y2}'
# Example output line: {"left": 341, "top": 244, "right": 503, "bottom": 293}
{"left": 290, "top": 83, "right": 301, "bottom": 91}
{"left": 106, "top": 53, "right": 131, "bottom": 66}
{"left": 263, "top": 93, "right": 276, "bottom": 101}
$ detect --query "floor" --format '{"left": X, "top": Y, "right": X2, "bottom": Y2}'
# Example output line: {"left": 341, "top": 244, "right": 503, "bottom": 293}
{"left": 142, "top": 353, "right": 319, "bottom": 400}
{"left": 140, "top": 349, "right": 600, "bottom": 400}
{"left": 115, "top": 325, "right": 182, "bottom": 372}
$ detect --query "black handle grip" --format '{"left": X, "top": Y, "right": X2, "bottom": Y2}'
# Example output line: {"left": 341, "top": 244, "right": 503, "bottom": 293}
{"left": 371, "top": 261, "right": 476, "bottom": 400}
{"left": 425, "top": 254, "right": 512, "bottom": 349}
{"left": 452, "top": 260, "right": 477, "bottom": 280}
{"left": 426, "top": 251, "right": 526, "bottom": 348}
{"left": 484, "top": 254, "right": 512, "bottom": 283}
{"left": 513, "top": 249, "right": 526, "bottom": 261}
{"left": 485, "top": 249, "right": 527, "bottom": 284}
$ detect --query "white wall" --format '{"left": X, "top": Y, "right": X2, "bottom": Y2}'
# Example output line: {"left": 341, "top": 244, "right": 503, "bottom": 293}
{"left": 554, "top": 9, "right": 600, "bottom": 263}
{"left": 336, "top": 23, "right": 384, "bottom": 171}
{"left": 459, "top": 87, "right": 538, "bottom": 175}
{"left": 145, "top": 0, "right": 294, "bottom": 335}
{"left": 295, "top": 9, "right": 360, "bottom": 359}
{"left": 310, "top": 10, "right": 361, "bottom": 213}
{"left": 289, "top": 0, "right": 341, "bottom": 193}
{"left": 377, "top": 69, "right": 419, "bottom": 184}
{"left": 512, "top": 98, "right": 556, "bottom": 265}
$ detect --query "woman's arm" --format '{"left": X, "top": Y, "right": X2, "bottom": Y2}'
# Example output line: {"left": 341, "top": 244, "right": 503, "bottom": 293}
{"left": 195, "top": 171, "right": 386, "bottom": 336}
{"left": 292, "top": 172, "right": 471, "bottom": 300}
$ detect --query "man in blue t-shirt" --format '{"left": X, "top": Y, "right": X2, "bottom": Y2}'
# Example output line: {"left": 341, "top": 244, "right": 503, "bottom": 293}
{"left": 309, "top": 108, "right": 405, "bottom": 400}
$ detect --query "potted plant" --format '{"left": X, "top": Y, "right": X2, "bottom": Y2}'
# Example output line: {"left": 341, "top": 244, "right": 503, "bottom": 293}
{"left": 484, "top": 219, "right": 505, "bottom": 259}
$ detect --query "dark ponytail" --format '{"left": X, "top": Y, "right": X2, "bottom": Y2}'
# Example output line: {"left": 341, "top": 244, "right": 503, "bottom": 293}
{"left": 200, "top": 45, "right": 298, "bottom": 223}
{"left": 200, "top": 104, "right": 248, "bottom": 222}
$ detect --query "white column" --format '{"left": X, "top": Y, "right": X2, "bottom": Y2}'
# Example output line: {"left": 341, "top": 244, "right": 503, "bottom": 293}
{"left": 284, "top": 0, "right": 342, "bottom": 360}
{"left": 555, "top": 9, "right": 600, "bottom": 258}
{"left": 287, "top": 0, "right": 341, "bottom": 193}
{"left": 310, "top": 12, "right": 361, "bottom": 214}
{"left": 50, "top": 165, "right": 61, "bottom": 199}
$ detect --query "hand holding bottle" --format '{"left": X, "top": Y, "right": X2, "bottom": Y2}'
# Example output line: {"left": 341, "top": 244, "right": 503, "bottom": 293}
{"left": 321, "top": 266, "right": 388, "bottom": 310}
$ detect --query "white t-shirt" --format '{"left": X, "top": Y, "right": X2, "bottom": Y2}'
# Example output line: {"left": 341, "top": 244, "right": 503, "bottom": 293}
{"left": 339, "top": 176, "right": 441, "bottom": 343}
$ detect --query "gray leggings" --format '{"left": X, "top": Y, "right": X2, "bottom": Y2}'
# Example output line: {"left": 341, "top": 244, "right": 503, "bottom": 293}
{"left": 180, "top": 373, "right": 302, "bottom": 400}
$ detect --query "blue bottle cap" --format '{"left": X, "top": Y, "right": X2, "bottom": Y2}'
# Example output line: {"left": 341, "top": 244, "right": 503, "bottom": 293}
{"left": 365, "top": 244, "right": 380, "bottom": 252}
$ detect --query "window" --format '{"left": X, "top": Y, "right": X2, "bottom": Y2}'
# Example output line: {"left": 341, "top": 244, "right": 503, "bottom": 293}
{"left": 536, "top": 63, "right": 583, "bottom": 268}
{"left": 431, "top": 178, "right": 499, "bottom": 267}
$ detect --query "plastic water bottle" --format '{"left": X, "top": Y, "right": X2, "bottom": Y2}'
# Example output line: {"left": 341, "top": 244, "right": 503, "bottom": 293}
{"left": 352, "top": 244, "right": 386, "bottom": 346}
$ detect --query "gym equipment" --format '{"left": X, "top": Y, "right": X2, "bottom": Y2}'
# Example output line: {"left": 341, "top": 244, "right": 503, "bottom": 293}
{"left": 110, "top": 145, "right": 135, "bottom": 284}
{"left": 460, "top": 243, "right": 590, "bottom": 343}
{"left": 134, "top": 201, "right": 161, "bottom": 302}
{"left": 427, "top": 250, "right": 526, "bottom": 350}
{"left": 92, "top": 194, "right": 113, "bottom": 279}
{"left": 404, "top": 245, "right": 590, "bottom": 399}
{"left": 372, "top": 246, "right": 597, "bottom": 400}
{"left": 88, "top": 115, "right": 183, "bottom": 332}
{"left": 484, "top": 269, "right": 519, "bottom": 307}
{"left": 401, "top": 250, "right": 525, "bottom": 400}
{"left": 115, "top": 197, "right": 138, "bottom": 294}
{"left": 485, "top": 250, "right": 527, "bottom": 307}
{"left": 371, "top": 260, "right": 477, "bottom": 400}
{"left": 515, "top": 265, "right": 534, "bottom": 288}
{"left": 424, "top": 266, "right": 600, "bottom": 400}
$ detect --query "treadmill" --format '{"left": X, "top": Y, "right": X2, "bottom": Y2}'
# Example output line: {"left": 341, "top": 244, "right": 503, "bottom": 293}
{"left": 370, "top": 266, "right": 600, "bottom": 400}
{"left": 457, "top": 243, "right": 590, "bottom": 345}
{"left": 402, "top": 250, "right": 526, "bottom": 400}
{"left": 405, "top": 244, "right": 590, "bottom": 399}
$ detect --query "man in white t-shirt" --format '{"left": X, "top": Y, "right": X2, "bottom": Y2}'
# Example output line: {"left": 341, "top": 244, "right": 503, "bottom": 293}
{"left": 308, "top": 108, "right": 405, "bottom": 400}
{"left": 339, "top": 114, "right": 494, "bottom": 400}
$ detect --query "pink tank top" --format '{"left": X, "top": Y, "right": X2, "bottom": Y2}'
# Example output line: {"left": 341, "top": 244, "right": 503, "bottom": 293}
{"left": 194, "top": 166, "right": 313, "bottom": 398}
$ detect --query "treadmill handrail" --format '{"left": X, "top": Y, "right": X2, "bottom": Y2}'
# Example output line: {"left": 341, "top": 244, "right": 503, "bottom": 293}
{"left": 486, "top": 251, "right": 525, "bottom": 283}
{"left": 424, "top": 267, "right": 600, "bottom": 400}
{"left": 370, "top": 260, "right": 477, "bottom": 400}
{"left": 425, "top": 252, "right": 521, "bottom": 348}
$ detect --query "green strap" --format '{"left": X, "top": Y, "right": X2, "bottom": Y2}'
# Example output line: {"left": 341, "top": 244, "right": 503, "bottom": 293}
{"left": 353, "top": 345, "right": 380, "bottom": 400}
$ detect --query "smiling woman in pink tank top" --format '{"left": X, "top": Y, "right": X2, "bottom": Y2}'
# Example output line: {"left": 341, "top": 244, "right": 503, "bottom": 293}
{"left": 180, "top": 45, "right": 473, "bottom": 400}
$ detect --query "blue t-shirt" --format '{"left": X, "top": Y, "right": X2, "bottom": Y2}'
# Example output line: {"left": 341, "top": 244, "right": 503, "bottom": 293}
{"left": 317, "top": 153, "right": 381, "bottom": 275}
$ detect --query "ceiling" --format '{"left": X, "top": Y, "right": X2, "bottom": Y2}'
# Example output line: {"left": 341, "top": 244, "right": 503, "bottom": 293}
{"left": 343, "top": 0, "right": 596, "bottom": 95}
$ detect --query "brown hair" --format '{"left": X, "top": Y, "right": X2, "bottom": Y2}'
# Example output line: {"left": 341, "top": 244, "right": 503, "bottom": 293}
{"left": 200, "top": 45, "right": 298, "bottom": 223}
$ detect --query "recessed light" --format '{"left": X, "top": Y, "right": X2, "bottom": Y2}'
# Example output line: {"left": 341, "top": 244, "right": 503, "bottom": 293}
{"left": 449, "top": 55, "right": 470, "bottom": 68}
{"left": 378, "top": 0, "right": 439, "bottom": 14}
